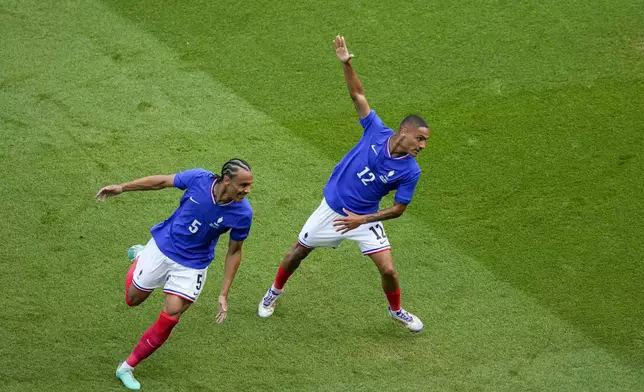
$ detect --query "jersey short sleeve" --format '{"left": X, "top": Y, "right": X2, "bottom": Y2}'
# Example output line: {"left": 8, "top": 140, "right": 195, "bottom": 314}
{"left": 359, "top": 110, "right": 389, "bottom": 136}
{"left": 230, "top": 213, "right": 252, "bottom": 241}
{"left": 394, "top": 171, "right": 421, "bottom": 205}
{"left": 174, "top": 168, "right": 208, "bottom": 190}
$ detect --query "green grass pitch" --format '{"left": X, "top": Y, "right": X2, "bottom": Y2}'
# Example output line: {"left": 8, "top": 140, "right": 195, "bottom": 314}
{"left": 1, "top": 1, "right": 643, "bottom": 391}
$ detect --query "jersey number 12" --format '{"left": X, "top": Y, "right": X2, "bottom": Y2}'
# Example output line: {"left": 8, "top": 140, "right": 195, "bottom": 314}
{"left": 357, "top": 166, "right": 375, "bottom": 186}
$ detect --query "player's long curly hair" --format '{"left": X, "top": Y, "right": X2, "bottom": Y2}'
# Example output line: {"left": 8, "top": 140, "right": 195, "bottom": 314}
{"left": 221, "top": 158, "right": 252, "bottom": 179}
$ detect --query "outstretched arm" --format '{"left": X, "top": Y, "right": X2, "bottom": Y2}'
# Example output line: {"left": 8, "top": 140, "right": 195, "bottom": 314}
{"left": 334, "top": 35, "right": 371, "bottom": 118}
{"left": 216, "top": 238, "right": 244, "bottom": 324}
{"left": 95, "top": 174, "right": 176, "bottom": 201}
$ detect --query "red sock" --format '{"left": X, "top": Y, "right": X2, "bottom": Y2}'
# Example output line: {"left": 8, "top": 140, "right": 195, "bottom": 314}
{"left": 385, "top": 288, "right": 401, "bottom": 311}
{"left": 126, "top": 311, "right": 179, "bottom": 367}
{"left": 124, "top": 260, "right": 138, "bottom": 306}
{"left": 273, "top": 266, "right": 293, "bottom": 290}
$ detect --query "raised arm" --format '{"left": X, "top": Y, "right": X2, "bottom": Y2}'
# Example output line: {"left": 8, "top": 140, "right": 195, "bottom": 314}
{"left": 334, "top": 35, "right": 371, "bottom": 118}
{"left": 95, "top": 174, "right": 176, "bottom": 201}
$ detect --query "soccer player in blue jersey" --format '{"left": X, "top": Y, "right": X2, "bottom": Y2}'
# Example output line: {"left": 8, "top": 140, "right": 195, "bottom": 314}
{"left": 258, "top": 36, "right": 429, "bottom": 333}
{"left": 96, "top": 159, "right": 253, "bottom": 390}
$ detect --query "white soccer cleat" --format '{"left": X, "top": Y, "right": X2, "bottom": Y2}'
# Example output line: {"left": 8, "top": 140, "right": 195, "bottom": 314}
{"left": 389, "top": 307, "right": 423, "bottom": 333}
{"left": 258, "top": 287, "right": 282, "bottom": 318}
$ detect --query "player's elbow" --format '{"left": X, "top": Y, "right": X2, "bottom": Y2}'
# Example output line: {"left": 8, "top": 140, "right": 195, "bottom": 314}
{"left": 349, "top": 91, "right": 365, "bottom": 101}
{"left": 227, "top": 243, "right": 243, "bottom": 258}
{"left": 157, "top": 175, "right": 176, "bottom": 189}
{"left": 392, "top": 204, "right": 407, "bottom": 218}
{"left": 227, "top": 248, "right": 242, "bottom": 258}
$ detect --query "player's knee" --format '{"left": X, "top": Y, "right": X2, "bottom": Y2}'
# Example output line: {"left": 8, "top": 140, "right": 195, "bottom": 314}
{"left": 163, "top": 297, "right": 191, "bottom": 318}
{"left": 380, "top": 266, "right": 398, "bottom": 280}
{"left": 125, "top": 294, "right": 138, "bottom": 307}
{"left": 283, "top": 243, "right": 311, "bottom": 270}
{"left": 125, "top": 288, "right": 148, "bottom": 307}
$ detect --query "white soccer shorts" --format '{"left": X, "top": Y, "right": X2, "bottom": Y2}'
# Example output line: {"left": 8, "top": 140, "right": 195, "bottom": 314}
{"left": 297, "top": 198, "right": 391, "bottom": 255}
{"left": 132, "top": 238, "right": 208, "bottom": 302}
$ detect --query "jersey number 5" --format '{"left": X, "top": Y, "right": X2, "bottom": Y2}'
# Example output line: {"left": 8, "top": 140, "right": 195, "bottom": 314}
{"left": 357, "top": 166, "right": 375, "bottom": 186}
{"left": 189, "top": 219, "right": 202, "bottom": 233}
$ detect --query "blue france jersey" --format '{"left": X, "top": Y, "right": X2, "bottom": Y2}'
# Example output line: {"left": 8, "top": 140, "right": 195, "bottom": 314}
{"left": 150, "top": 168, "right": 253, "bottom": 269}
{"left": 323, "top": 110, "right": 421, "bottom": 215}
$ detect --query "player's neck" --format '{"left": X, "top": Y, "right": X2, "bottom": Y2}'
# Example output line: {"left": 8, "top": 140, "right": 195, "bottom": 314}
{"left": 389, "top": 134, "right": 407, "bottom": 157}
{"left": 213, "top": 182, "right": 233, "bottom": 204}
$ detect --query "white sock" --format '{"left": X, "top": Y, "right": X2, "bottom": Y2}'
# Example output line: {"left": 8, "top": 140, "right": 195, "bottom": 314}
{"left": 270, "top": 285, "right": 283, "bottom": 294}
{"left": 119, "top": 361, "right": 134, "bottom": 372}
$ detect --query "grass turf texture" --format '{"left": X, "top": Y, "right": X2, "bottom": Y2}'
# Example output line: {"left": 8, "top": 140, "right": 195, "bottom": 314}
{"left": 1, "top": 0, "right": 643, "bottom": 391}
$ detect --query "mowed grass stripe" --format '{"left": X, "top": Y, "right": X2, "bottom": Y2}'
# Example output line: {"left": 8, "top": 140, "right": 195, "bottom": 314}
{"left": 0, "top": 1, "right": 642, "bottom": 391}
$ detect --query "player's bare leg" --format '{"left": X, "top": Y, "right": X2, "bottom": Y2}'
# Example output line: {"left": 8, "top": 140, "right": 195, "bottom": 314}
{"left": 116, "top": 294, "right": 192, "bottom": 390}
{"left": 369, "top": 250, "right": 423, "bottom": 333}
{"left": 125, "top": 285, "right": 151, "bottom": 307}
{"left": 258, "top": 243, "right": 313, "bottom": 317}
{"left": 124, "top": 245, "right": 152, "bottom": 307}
{"left": 162, "top": 293, "right": 193, "bottom": 317}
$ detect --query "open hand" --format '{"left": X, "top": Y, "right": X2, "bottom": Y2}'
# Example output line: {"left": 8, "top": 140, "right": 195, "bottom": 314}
{"left": 96, "top": 185, "right": 123, "bottom": 201}
{"left": 333, "top": 208, "right": 366, "bottom": 234}
{"left": 334, "top": 35, "right": 354, "bottom": 63}
{"left": 216, "top": 295, "right": 228, "bottom": 324}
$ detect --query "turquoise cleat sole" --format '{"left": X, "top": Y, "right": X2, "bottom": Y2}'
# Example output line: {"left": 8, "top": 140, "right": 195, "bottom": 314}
{"left": 127, "top": 245, "right": 145, "bottom": 262}
{"left": 116, "top": 363, "right": 141, "bottom": 390}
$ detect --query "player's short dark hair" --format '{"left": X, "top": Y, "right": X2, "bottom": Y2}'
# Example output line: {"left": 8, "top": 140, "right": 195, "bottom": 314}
{"left": 221, "top": 158, "right": 252, "bottom": 179}
{"left": 399, "top": 114, "right": 429, "bottom": 131}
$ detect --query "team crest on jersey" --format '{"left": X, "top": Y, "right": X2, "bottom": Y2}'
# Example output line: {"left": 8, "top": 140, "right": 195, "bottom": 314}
{"left": 209, "top": 217, "right": 224, "bottom": 228}
{"left": 379, "top": 170, "right": 395, "bottom": 184}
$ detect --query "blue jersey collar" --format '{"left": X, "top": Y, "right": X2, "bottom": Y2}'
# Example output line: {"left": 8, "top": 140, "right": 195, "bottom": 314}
{"left": 211, "top": 177, "right": 233, "bottom": 206}
{"left": 386, "top": 136, "right": 410, "bottom": 160}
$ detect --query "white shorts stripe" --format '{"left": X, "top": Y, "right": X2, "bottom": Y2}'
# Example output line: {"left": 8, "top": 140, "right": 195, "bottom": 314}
{"left": 132, "top": 279, "right": 154, "bottom": 292}
{"left": 362, "top": 245, "right": 392, "bottom": 255}
{"left": 163, "top": 288, "right": 196, "bottom": 302}
{"left": 297, "top": 239, "right": 313, "bottom": 249}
